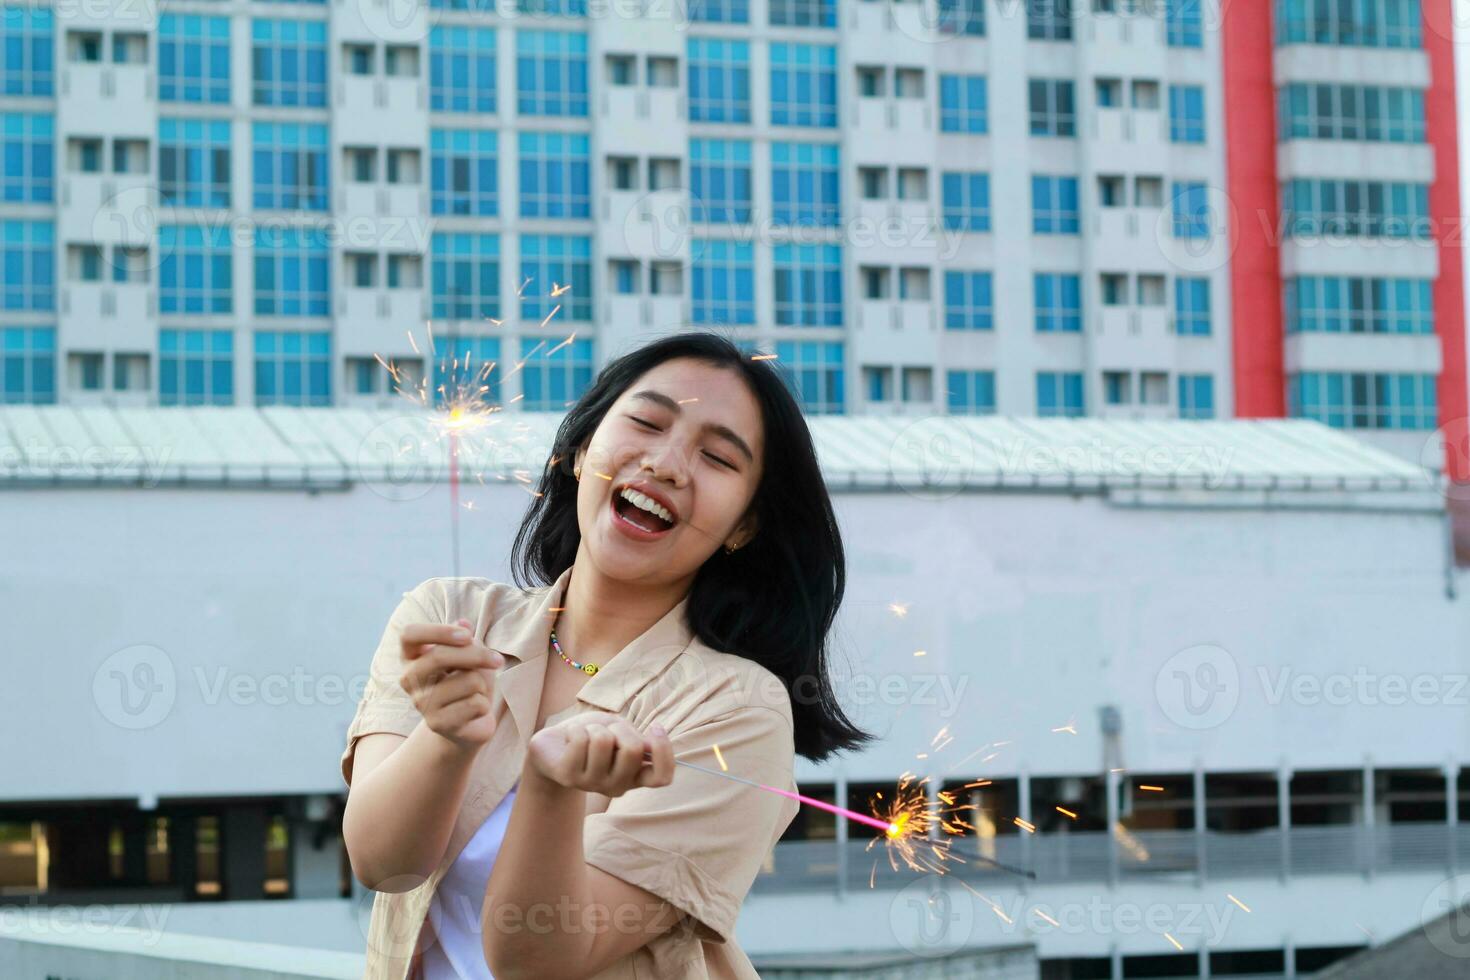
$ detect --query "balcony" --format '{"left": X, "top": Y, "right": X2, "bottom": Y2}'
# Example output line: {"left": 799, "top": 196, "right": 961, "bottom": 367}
{"left": 60, "top": 64, "right": 152, "bottom": 135}
{"left": 855, "top": 300, "right": 937, "bottom": 363}
{"left": 599, "top": 88, "right": 685, "bottom": 156}
{"left": 61, "top": 283, "right": 154, "bottom": 348}
{"left": 336, "top": 76, "right": 425, "bottom": 145}
{"left": 752, "top": 822, "right": 1470, "bottom": 895}
{"left": 61, "top": 174, "right": 157, "bottom": 246}
{"left": 1094, "top": 306, "right": 1175, "bottom": 370}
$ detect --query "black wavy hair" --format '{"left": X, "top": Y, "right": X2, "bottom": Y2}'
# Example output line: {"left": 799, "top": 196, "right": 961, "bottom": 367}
{"left": 509, "top": 330, "right": 872, "bottom": 763}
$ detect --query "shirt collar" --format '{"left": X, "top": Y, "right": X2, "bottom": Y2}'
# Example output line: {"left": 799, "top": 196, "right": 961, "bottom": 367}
{"left": 484, "top": 565, "right": 697, "bottom": 726}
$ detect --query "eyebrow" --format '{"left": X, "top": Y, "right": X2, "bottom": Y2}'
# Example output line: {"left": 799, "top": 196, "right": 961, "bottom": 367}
{"left": 629, "top": 389, "right": 756, "bottom": 464}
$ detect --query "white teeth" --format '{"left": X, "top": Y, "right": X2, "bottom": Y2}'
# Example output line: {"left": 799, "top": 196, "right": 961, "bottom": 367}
{"left": 619, "top": 487, "right": 674, "bottom": 525}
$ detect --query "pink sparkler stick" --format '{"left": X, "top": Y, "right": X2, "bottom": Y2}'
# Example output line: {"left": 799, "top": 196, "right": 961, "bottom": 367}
{"left": 645, "top": 753, "right": 897, "bottom": 834}
{"left": 448, "top": 427, "right": 461, "bottom": 578}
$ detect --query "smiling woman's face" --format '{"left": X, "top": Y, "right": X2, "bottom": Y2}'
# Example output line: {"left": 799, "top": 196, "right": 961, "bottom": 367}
{"left": 573, "top": 357, "right": 765, "bottom": 583}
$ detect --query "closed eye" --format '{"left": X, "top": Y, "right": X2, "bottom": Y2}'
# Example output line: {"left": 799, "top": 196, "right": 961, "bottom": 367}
{"left": 631, "top": 416, "right": 736, "bottom": 470}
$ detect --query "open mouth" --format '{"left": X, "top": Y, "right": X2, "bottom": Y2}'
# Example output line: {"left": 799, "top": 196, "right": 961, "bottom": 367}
{"left": 611, "top": 486, "right": 677, "bottom": 535}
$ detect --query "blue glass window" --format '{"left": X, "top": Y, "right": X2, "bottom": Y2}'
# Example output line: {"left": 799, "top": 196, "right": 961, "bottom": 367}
{"left": 1288, "top": 372, "right": 1436, "bottom": 429}
{"left": 691, "top": 239, "right": 755, "bottom": 325}
{"left": 1168, "top": 85, "right": 1205, "bottom": 143}
{"left": 688, "top": 0, "right": 749, "bottom": 22}
{"left": 1174, "top": 277, "right": 1212, "bottom": 335}
{"left": 1166, "top": 0, "right": 1202, "bottom": 46}
{"left": 1171, "top": 180, "right": 1211, "bottom": 238}
{"left": 1034, "top": 273, "right": 1081, "bottom": 332}
{"left": 1028, "top": 0, "right": 1074, "bottom": 40}
{"left": 160, "top": 225, "right": 232, "bottom": 314}
{"left": 2, "top": 219, "right": 52, "bottom": 311}
{"left": 944, "top": 271, "right": 993, "bottom": 330}
{"left": 159, "top": 118, "right": 231, "bottom": 208}
{"left": 768, "top": 0, "right": 834, "bottom": 27}
{"left": 688, "top": 39, "right": 750, "bottom": 124}
{"left": 2, "top": 112, "right": 52, "bottom": 202}
{"left": 1275, "top": 0, "right": 1420, "bottom": 48}
{"left": 1032, "top": 175, "right": 1079, "bottom": 234}
{"left": 1279, "top": 83, "right": 1426, "bottom": 142}
{"left": 939, "top": 74, "right": 987, "bottom": 133}
{"left": 775, "top": 340, "right": 844, "bottom": 414}
{"left": 519, "top": 131, "right": 589, "bottom": 219}
{"left": 770, "top": 141, "right": 839, "bottom": 227}
{"left": 1177, "top": 374, "right": 1214, "bottom": 419}
{"left": 434, "top": 336, "right": 502, "bottom": 406}
{"left": 1, "top": 8, "right": 52, "bottom": 97}
{"left": 770, "top": 43, "right": 837, "bottom": 127}
{"left": 689, "top": 138, "right": 752, "bottom": 223}
{"left": 1284, "top": 276, "right": 1434, "bottom": 334}
{"left": 519, "top": 335, "right": 593, "bottom": 410}
{"left": 938, "top": 0, "right": 985, "bottom": 35}
{"left": 252, "top": 122, "right": 328, "bottom": 210}
{"left": 521, "top": 234, "right": 592, "bottom": 321}
{"left": 1282, "top": 178, "right": 1430, "bottom": 238}
{"left": 159, "top": 15, "right": 230, "bottom": 104}
{"left": 1037, "top": 371, "right": 1084, "bottom": 417}
{"left": 431, "top": 233, "right": 501, "bottom": 319}
{"left": 430, "top": 27, "right": 497, "bottom": 113}
{"left": 947, "top": 370, "right": 995, "bottom": 415}
{"left": 1, "top": 325, "right": 54, "bottom": 403}
{"left": 254, "top": 330, "right": 331, "bottom": 406}
{"left": 160, "top": 328, "right": 233, "bottom": 406}
{"left": 516, "top": 0, "right": 587, "bottom": 13}
{"left": 254, "top": 226, "right": 330, "bottom": 316}
{"left": 941, "top": 172, "right": 990, "bottom": 231}
{"left": 773, "top": 243, "right": 842, "bottom": 327}
{"left": 252, "top": 18, "right": 326, "bottom": 107}
{"left": 1028, "top": 78, "right": 1074, "bottom": 136}
{"left": 432, "top": 129, "right": 499, "bottom": 217}
{"left": 516, "top": 29, "right": 588, "bottom": 117}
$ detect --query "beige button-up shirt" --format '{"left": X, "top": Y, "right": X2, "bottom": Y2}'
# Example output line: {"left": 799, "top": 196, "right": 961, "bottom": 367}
{"left": 340, "top": 565, "right": 800, "bottom": 979}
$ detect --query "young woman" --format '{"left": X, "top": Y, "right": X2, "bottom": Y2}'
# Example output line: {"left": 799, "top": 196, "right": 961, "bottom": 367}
{"left": 340, "top": 332, "right": 871, "bottom": 979}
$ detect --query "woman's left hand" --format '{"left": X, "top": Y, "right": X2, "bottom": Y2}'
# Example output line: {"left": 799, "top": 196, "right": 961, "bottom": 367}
{"left": 526, "top": 711, "right": 675, "bottom": 797}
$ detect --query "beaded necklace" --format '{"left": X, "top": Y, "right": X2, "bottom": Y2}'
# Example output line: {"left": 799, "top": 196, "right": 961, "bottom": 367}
{"left": 549, "top": 625, "right": 598, "bottom": 675}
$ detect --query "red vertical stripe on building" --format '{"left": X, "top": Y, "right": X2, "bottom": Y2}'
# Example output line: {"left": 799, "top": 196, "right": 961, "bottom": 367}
{"left": 1422, "top": 0, "right": 1469, "bottom": 481}
{"left": 1222, "top": 0, "right": 1286, "bottom": 417}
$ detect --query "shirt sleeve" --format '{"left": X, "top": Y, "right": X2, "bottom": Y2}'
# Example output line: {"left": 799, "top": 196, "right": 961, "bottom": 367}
{"left": 339, "top": 581, "right": 442, "bottom": 787}
{"left": 581, "top": 701, "right": 800, "bottom": 946}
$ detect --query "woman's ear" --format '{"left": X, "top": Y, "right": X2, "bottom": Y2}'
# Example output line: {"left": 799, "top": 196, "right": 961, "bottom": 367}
{"left": 730, "top": 511, "right": 759, "bottom": 549}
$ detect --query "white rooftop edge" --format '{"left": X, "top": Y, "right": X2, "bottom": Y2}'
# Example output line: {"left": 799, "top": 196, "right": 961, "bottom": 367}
{"left": 0, "top": 405, "right": 1442, "bottom": 498}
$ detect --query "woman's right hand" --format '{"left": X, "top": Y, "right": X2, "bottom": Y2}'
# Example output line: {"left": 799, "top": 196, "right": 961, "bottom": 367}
{"left": 399, "top": 618, "right": 506, "bottom": 752}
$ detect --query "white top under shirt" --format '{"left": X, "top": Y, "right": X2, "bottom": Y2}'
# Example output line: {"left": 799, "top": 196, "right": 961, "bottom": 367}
{"left": 421, "top": 784, "right": 519, "bottom": 979}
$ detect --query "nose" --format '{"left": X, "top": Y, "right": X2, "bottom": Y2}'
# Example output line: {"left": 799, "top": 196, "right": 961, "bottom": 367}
{"left": 641, "top": 440, "right": 690, "bottom": 488}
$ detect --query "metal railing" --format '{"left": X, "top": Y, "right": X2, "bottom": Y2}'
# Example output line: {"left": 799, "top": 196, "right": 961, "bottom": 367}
{"left": 753, "top": 823, "right": 1470, "bottom": 893}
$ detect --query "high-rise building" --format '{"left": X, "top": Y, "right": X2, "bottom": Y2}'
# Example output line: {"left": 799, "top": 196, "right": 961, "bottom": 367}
{"left": 0, "top": 0, "right": 1462, "bottom": 473}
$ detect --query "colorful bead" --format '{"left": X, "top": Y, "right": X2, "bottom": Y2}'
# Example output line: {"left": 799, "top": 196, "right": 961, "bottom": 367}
{"left": 550, "top": 627, "right": 598, "bottom": 676}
